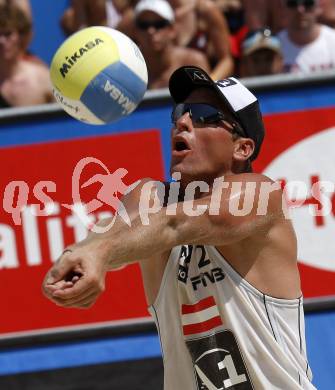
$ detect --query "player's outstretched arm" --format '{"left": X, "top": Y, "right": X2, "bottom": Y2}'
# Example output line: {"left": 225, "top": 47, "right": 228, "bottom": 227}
{"left": 42, "top": 174, "right": 284, "bottom": 308}
{"left": 42, "top": 178, "right": 168, "bottom": 308}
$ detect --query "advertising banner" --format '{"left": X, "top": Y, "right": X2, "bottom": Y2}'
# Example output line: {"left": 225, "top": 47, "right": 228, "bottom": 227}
{"left": 0, "top": 119, "right": 166, "bottom": 334}
{"left": 254, "top": 106, "right": 335, "bottom": 298}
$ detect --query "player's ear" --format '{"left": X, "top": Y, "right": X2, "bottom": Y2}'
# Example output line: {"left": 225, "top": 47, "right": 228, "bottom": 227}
{"left": 232, "top": 138, "right": 255, "bottom": 163}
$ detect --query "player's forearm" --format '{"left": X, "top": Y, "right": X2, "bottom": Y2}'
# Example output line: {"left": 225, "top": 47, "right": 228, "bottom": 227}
{"left": 100, "top": 197, "right": 225, "bottom": 269}
{"left": 100, "top": 211, "right": 178, "bottom": 269}
{"left": 78, "top": 178, "right": 278, "bottom": 269}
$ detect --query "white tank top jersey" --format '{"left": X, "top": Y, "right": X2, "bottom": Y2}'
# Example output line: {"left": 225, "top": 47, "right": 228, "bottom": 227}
{"left": 148, "top": 245, "right": 316, "bottom": 390}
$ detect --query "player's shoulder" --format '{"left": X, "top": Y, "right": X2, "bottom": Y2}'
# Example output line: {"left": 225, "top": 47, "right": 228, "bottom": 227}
{"left": 227, "top": 173, "right": 275, "bottom": 185}
{"left": 227, "top": 173, "right": 284, "bottom": 210}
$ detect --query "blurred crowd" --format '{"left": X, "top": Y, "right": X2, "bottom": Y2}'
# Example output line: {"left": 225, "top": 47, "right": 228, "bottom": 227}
{"left": 1, "top": 0, "right": 335, "bottom": 107}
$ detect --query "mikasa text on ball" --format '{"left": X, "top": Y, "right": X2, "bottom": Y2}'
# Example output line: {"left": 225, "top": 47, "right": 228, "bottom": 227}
{"left": 50, "top": 27, "right": 148, "bottom": 125}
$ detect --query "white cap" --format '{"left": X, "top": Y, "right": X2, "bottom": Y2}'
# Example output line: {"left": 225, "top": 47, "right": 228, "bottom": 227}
{"left": 135, "top": 0, "right": 175, "bottom": 23}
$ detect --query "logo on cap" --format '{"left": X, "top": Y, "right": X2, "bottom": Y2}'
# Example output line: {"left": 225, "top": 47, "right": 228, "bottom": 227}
{"left": 186, "top": 68, "right": 210, "bottom": 84}
{"left": 217, "top": 79, "right": 237, "bottom": 88}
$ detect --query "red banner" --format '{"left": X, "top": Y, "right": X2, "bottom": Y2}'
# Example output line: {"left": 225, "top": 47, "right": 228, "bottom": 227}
{"left": 255, "top": 107, "right": 335, "bottom": 298}
{"left": 0, "top": 130, "right": 164, "bottom": 334}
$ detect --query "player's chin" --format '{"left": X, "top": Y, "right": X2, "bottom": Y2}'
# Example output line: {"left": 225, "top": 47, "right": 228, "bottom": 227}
{"left": 170, "top": 163, "right": 199, "bottom": 184}
{"left": 170, "top": 159, "right": 187, "bottom": 176}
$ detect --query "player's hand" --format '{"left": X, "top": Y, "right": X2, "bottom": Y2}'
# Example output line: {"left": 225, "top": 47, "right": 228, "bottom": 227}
{"left": 42, "top": 244, "right": 109, "bottom": 309}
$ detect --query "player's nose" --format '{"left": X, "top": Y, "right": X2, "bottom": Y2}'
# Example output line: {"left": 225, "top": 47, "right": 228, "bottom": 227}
{"left": 174, "top": 112, "right": 193, "bottom": 133}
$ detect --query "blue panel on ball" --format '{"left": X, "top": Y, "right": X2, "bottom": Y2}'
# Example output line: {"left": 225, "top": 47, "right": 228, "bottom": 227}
{"left": 80, "top": 61, "right": 147, "bottom": 124}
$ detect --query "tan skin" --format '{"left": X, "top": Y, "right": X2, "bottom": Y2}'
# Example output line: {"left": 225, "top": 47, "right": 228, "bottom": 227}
{"left": 134, "top": 11, "right": 210, "bottom": 89}
{"left": 118, "top": 1, "right": 233, "bottom": 80}
{"left": 0, "top": 28, "right": 53, "bottom": 106}
{"left": 61, "top": 0, "right": 107, "bottom": 34}
{"left": 42, "top": 87, "right": 301, "bottom": 310}
{"left": 243, "top": 0, "right": 287, "bottom": 33}
{"left": 319, "top": 0, "right": 335, "bottom": 28}
{"left": 61, "top": 0, "right": 133, "bottom": 34}
{"left": 171, "top": 0, "right": 234, "bottom": 80}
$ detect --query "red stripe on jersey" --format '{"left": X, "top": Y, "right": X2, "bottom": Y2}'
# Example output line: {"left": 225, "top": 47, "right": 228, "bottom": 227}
{"left": 183, "top": 315, "right": 223, "bottom": 336}
{"left": 181, "top": 296, "right": 215, "bottom": 314}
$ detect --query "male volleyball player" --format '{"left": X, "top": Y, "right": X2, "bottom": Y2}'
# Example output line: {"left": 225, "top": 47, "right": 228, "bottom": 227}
{"left": 43, "top": 66, "right": 315, "bottom": 389}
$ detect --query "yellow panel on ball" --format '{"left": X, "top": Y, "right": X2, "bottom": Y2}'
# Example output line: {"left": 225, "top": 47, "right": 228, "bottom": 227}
{"left": 50, "top": 26, "right": 120, "bottom": 100}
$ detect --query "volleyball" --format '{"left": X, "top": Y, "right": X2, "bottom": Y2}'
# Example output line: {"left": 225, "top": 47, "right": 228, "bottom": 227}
{"left": 50, "top": 27, "right": 148, "bottom": 125}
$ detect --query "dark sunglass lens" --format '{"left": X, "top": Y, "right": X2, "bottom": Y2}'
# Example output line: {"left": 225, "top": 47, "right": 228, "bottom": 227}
{"left": 191, "top": 104, "right": 222, "bottom": 124}
{"left": 136, "top": 19, "right": 169, "bottom": 30}
{"left": 155, "top": 20, "right": 170, "bottom": 29}
{"left": 172, "top": 103, "right": 230, "bottom": 126}
{"left": 287, "top": 0, "right": 315, "bottom": 7}
{"left": 304, "top": 0, "right": 315, "bottom": 8}
{"left": 171, "top": 104, "right": 188, "bottom": 124}
{"left": 287, "top": 0, "right": 298, "bottom": 7}
{"left": 136, "top": 20, "right": 148, "bottom": 30}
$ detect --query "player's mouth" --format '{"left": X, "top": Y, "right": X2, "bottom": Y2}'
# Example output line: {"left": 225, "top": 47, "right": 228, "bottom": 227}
{"left": 172, "top": 136, "right": 192, "bottom": 157}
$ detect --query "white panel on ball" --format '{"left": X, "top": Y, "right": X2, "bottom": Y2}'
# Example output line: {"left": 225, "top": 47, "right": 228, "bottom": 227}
{"left": 99, "top": 27, "right": 148, "bottom": 84}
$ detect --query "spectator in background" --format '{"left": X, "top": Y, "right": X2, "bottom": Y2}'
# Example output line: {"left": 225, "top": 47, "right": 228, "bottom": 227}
{"left": 61, "top": 0, "right": 135, "bottom": 35}
{"left": 278, "top": 0, "right": 335, "bottom": 73}
{"left": 240, "top": 28, "right": 284, "bottom": 77}
{"left": 14, "top": 0, "right": 30, "bottom": 17}
{"left": 318, "top": 0, "right": 335, "bottom": 28}
{"left": 0, "top": 3, "right": 53, "bottom": 107}
{"left": 0, "top": 0, "right": 31, "bottom": 18}
{"left": 213, "top": 0, "right": 248, "bottom": 76}
{"left": 243, "top": 0, "right": 286, "bottom": 33}
{"left": 134, "top": 0, "right": 210, "bottom": 89}
{"left": 0, "top": 0, "right": 32, "bottom": 51}
{"left": 106, "top": 0, "right": 137, "bottom": 28}
{"left": 171, "top": 0, "right": 234, "bottom": 80}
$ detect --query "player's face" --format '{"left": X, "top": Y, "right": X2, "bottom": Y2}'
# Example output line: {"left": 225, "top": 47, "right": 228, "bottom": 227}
{"left": 170, "top": 88, "right": 241, "bottom": 186}
{"left": 0, "top": 28, "right": 21, "bottom": 61}
{"left": 135, "top": 11, "right": 174, "bottom": 52}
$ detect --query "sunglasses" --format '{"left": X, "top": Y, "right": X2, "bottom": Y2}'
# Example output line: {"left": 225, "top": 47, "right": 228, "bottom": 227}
{"left": 286, "top": 0, "right": 316, "bottom": 9}
{"left": 171, "top": 103, "right": 245, "bottom": 135}
{"left": 136, "top": 19, "right": 171, "bottom": 31}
